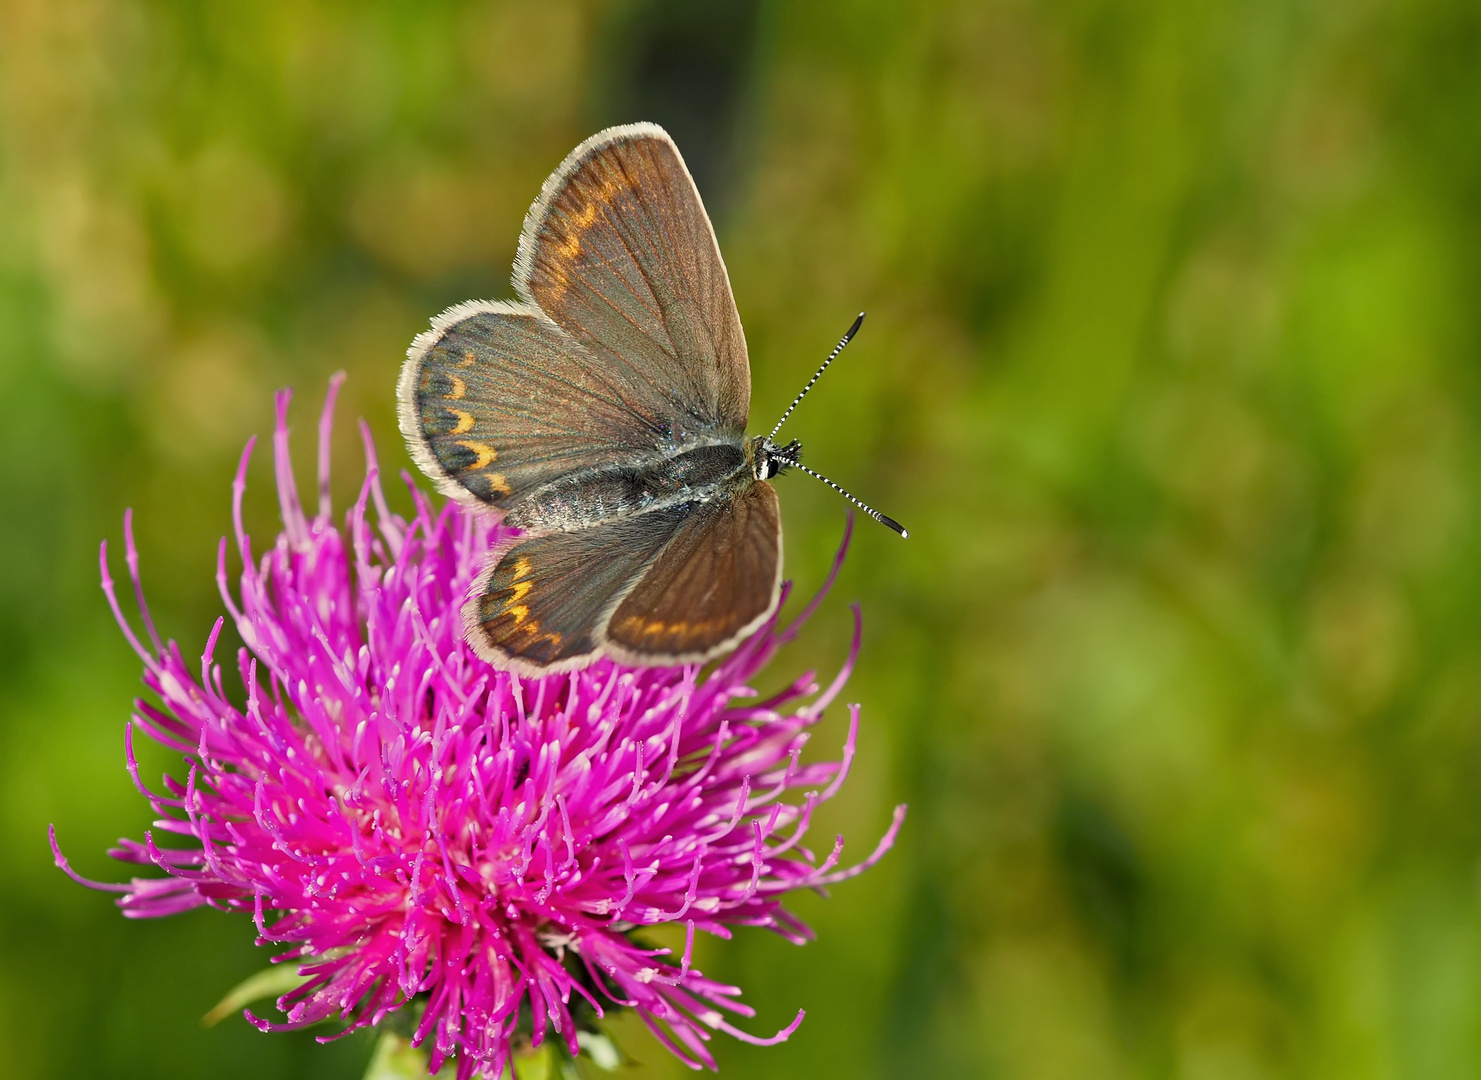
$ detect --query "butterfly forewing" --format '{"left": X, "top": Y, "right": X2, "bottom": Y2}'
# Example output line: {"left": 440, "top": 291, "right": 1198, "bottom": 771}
{"left": 606, "top": 481, "right": 782, "bottom": 664}
{"left": 399, "top": 301, "right": 669, "bottom": 513}
{"left": 466, "top": 505, "right": 693, "bottom": 672}
{"left": 515, "top": 124, "right": 751, "bottom": 435}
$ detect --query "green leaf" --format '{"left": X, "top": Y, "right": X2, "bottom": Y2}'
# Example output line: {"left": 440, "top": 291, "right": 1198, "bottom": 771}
{"left": 201, "top": 964, "right": 312, "bottom": 1027}
{"left": 575, "top": 1031, "right": 624, "bottom": 1072}
{"left": 357, "top": 1026, "right": 617, "bottom": 1079}
{"left": 511, "top": 1042, "right": 553, "bottom": 1080}
{"left": 363, "top": 1032, "right": 459, "bottom": 1080}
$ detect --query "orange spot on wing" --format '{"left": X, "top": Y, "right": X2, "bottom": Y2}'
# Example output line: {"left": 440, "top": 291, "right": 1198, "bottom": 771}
{"left": 447, "top": 408, "right": 474, "bottom": 435}
{"left": 524, "top": 623, "right": 561, "bottom": 646}
{"left": 485, "top": 472, "right": 512, "bottom": 497}
{"left": 512, "top": 613, "right": 561, "bottom": 646}
{"left": 555, "top": 202, "right": 599, "bottom": 262}
{"left": 444, "top": 375, "right": 467, "bottom": 399}
{"left": 455, "top": 440, "right": 497, "bottom": 470}
{"left": 486, "top": 597, "right": 565, "bottom": 653}
{"left": 616, "top": 614, "right": 729, "bottom": 644}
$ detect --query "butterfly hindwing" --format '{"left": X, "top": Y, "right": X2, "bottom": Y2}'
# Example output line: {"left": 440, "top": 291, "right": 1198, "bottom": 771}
{"left": 606, "top": 481, "right": 782, "bottom": 664}
{"left": 399, "top": 300, "right": 672, "bottom": 512}
{"left": 515, "top": 124, "right": 751, "bottom": 435}
{"left": 466, "top": 504, "right": 693, "bottom": 673}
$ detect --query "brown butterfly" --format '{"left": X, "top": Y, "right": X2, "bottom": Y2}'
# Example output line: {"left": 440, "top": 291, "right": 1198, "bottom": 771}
{"left": 398, "top": 123, "right": 905, "bottom": 675}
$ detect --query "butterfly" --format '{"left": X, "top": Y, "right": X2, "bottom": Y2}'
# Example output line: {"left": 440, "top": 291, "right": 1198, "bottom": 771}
{"left": 398, "top": 123, "right": 905, "bottom": 674}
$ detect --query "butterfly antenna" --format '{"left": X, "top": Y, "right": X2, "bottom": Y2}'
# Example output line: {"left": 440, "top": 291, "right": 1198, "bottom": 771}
{"left": 768, "top": 312, "right": 866, "bottom": 442}
{"left": 776, "top": 457, "right": 908, "bottom": 538}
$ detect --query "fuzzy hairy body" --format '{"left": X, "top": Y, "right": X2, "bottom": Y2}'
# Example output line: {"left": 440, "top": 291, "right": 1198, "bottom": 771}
{"left": 504, "top": 441, "right": 750, "bottom": 534}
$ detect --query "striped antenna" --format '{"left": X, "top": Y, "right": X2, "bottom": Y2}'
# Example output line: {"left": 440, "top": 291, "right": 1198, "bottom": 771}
{"left": 768, "top": 312, "right": 866, "bottom": 441}
{"left": 777, "top": 458, "right": 908, "bottom": 538}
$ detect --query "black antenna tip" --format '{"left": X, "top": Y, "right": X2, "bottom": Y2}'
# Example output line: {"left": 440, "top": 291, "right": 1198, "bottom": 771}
{"left": 845, "top": 311, "right": 866, "bottom": 340}
{"left": 876, "top": 512, "right": 908, "bottom": 538}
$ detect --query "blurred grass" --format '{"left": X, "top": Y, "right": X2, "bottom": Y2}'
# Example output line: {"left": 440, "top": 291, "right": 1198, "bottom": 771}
{"left": 6, "top": 0, "right": 1481, "bottom": 1077}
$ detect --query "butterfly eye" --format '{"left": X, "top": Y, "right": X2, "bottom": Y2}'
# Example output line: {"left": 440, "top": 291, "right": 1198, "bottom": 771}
{"left": 761, "top": 440, "right": 799, "bottom": 480}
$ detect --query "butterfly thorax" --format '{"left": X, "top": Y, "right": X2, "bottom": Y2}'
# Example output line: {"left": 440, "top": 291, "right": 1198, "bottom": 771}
{"left": 504, "top": 439, "right": 753, "bottom": 535}
{"left": 749, "top": 436, "right": 800, "bottom": 481}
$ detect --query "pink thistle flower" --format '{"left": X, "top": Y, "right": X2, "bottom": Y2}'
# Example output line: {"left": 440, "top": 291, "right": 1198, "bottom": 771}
{"left": 53, "top": 377, "right": 904, "bottom": 1078}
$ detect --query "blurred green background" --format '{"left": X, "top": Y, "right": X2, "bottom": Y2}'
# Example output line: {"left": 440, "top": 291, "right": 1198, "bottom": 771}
{"left": 5, "top": 0, "right": 1481, "bottom": 1077}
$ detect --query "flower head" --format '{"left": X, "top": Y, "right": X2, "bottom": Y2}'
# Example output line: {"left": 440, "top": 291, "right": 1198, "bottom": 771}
{"left": 54, "top": 378, "right": 903, "bottom": 1077}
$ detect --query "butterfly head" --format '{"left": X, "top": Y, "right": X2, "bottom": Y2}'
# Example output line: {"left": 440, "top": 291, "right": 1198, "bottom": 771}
{"left": 750, "top": 436, "right": 801, "bottom": 481}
